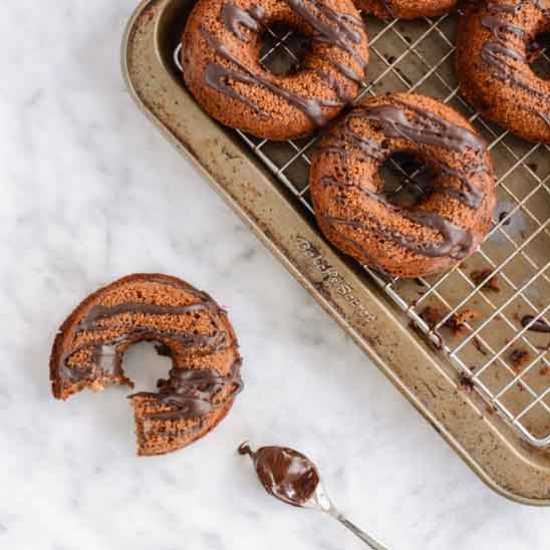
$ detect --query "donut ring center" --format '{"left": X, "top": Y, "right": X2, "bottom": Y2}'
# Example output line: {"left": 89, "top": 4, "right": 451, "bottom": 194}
{"left": 259, "top": 21, "right": 312, "bottom": 76}
{"left": 379, "top": 152, "right": 435, "bottom": 209}
{"left": 120, "top": 339, "right": 174, "bottom": 392}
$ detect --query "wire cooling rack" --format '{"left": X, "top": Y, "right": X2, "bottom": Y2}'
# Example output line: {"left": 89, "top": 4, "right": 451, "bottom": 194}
{"left": 175, "top": 9, "right": 550, "bottom": 446}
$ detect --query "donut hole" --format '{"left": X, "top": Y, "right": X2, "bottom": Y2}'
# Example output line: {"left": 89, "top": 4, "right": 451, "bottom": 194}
{"left": 379, "top": 152, "right": 434, "bottom": 209}
{"left": 259, "top": 22, "right": 311, "bottom": 76}
{"left": 528, "top": 31, "right": 550, "bottom": 79}
{"left": 122, "top": 340, "right": 173, "bottom": 393}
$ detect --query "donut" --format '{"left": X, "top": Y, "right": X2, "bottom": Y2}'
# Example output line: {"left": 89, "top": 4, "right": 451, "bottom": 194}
{"left": 456, "top": 0, "right": 550, "bottom": 143}
{"left": 356, "top": 0, "right": 457, "bottom": 19}
{"left": 181, "top": 0, "right": 369, "bottom": 140}
{"left": 309, "top": 93, "right": 496, "bottom": 278}
{"left": 50, "top": 274, "right": 243, "bottom": 456}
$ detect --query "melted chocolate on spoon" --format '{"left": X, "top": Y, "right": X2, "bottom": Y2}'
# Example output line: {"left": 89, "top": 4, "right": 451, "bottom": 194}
{"left": 239, "top": 443, "right": 320, "bottom": 507}
{"left": 239, "top": 443, "right": 389, "bottom": 548}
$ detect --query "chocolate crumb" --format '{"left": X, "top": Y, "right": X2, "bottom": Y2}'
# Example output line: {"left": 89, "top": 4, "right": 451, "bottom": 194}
{"left": 497, "top": 211, "right": 511, "bottom": 226}
{"left": 473, "top": 337, "right": 488, "bottom": 357}
{"left": 509, "top": 348, "right": 530, "bottom": 372}
{"left": 445, "top": 308, "right": 479, "bottom": 335}
{"left": 540, "top": 366, "right": 549, "bottom": 376}
{"left": 458, "top": 372, "right": 475, "bottom": 393}
{"left": 470, "top": 269, "right": 500, "bottom": 292}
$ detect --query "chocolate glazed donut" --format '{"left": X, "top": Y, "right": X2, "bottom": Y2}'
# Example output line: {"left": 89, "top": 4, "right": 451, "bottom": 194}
{"left": 457, "top": 0, "right": 550, "bottom": 143}
{"left": 181, "top": 0, "right": 369, "bottom": 140}
{"left": 50, "top": 274, "right": 243, "bottom": 456}
{"left": 356, "top": 0, "right": 457, "bottom": 20}
{"left": 309, "top": 93, "right": 496, "bottom": 278}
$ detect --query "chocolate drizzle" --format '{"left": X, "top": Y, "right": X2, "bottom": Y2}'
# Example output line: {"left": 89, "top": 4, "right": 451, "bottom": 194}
{"left": 239, "top": 444, "right": 320, "bottom": 506}
{"left": 480, "top": 15, "right": 527, "bottom": 80}
{"left": 221, "top": 4, "right": 266, "bottom": 40}
{"left": 323, "top": 211, "right": 472, "bottom": 259}
{"left": 362, "top": 102, "right": 486, "bottom": 153}
{"left": 132, "top": 359, "right": 243, "bottom": 420}
{"left": 482, "top": 15, "right": 525, "bottom": 41}
{"left": 282, "top": 0, "right": 367, "bottom": 74}
{"left": 316, "top": 70, "right": 353, "bottom": 102}
{"left": 204, "top": 63, "right": 267, "bottom": 114}
{"left": 202, "top": 1, "right": 368, "bottom": 123}
{"left": 318, "top": 112, "right": 386, "bottom": 161}
{"left": 76, "top": 301, "right": 218, "bottom": 331}
{"left": 521, "top": 315, "right": 550, "bottom": 333}
{"left": 479, "top": 0, "right": 550, "bottom": 127}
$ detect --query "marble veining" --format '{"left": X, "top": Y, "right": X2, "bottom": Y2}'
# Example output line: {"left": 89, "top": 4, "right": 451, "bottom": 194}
{"left": 1, "top": 1, "right": 549, "bottom": 549}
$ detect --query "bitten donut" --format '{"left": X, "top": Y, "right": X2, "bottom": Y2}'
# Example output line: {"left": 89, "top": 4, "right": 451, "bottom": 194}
{"left": 181, "top": 0, "right": 369, "bottom": 140}
{"left": 356, "top": 0, "right": 457, "bottom": 19}
{"left": 50, "top": 274, "right": 243, "bottom": 456}
{"left": 457, "top": 0, "right": 550, "bottom": 143}
{"left": 310, "top": 93, "right": 496, "bottom": 278}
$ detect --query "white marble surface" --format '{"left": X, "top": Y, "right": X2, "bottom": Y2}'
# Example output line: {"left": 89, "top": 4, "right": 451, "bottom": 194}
{"left": 1, "top": 1, "right": 549, "bottom": 549}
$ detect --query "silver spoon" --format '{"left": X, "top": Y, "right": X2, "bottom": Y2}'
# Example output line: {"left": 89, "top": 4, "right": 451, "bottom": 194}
{"left": 238, "top": 442, "right": 389, "bottom": 550}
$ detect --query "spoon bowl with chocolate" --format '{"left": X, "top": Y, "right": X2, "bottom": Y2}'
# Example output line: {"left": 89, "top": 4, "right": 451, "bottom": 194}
{"left": 239, "top": 443, "right": 388, "bottom": 549}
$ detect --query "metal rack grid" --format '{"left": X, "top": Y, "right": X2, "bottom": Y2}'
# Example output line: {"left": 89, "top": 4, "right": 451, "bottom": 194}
{"left": 176, "top": 9, "right": 550, "bottom": 446}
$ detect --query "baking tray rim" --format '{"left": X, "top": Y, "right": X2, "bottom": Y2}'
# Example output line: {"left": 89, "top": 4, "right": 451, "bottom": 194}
{"left": 121, "top": 0, "right": 550, "bottom": 505}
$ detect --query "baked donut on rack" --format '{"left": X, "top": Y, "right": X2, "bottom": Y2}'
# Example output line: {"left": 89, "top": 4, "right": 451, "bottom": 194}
{"left": 181, "top": 0, "right": 369, "bottom": 140}
{"left": 356, "top": 0, "right": 457, "bottom": 20}
{"left": 309, "top": 93, "right": 496, "bottom": 278}
{"left": 50, "top": 274, "right": 243, "bottom": 456}
{"left": 457, "top": 0, "right": 550, "bottom": 143}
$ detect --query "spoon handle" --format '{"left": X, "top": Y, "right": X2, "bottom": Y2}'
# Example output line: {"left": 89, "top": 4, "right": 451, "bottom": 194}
{"left": 330, "top": 510, "right": 389, "bottom": 550}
